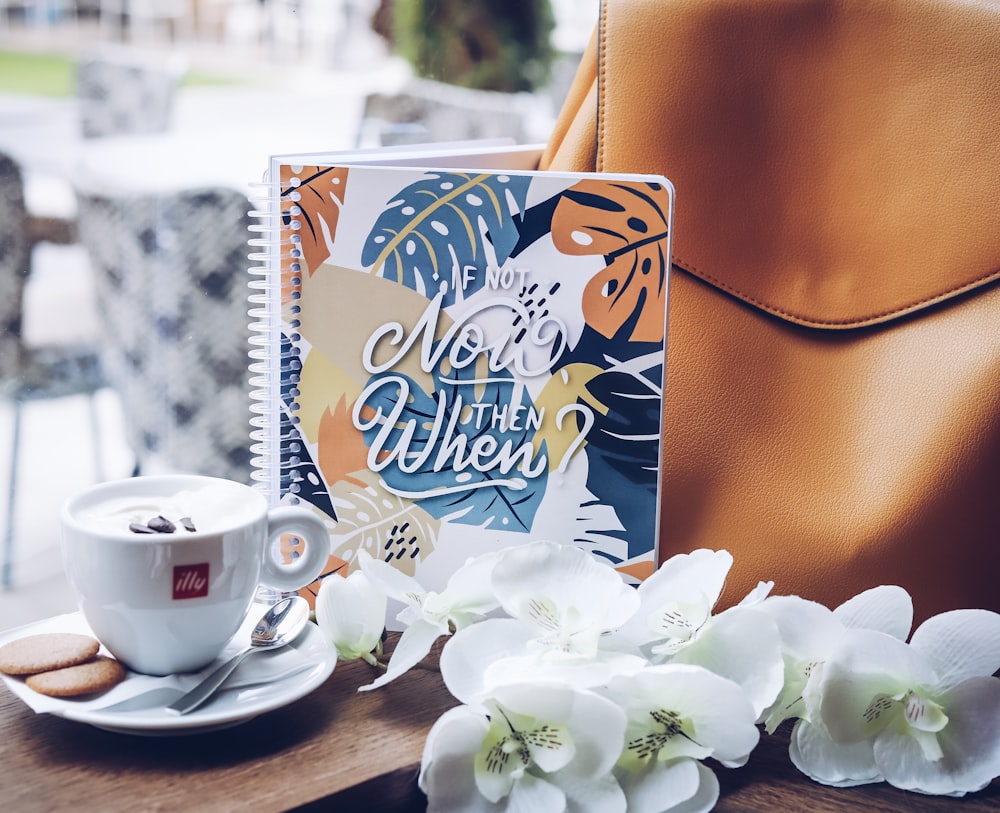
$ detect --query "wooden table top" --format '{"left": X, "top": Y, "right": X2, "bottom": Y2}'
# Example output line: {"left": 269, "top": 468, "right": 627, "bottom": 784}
{"left": 0, "top": 633, "right": 997, "bottom": 813}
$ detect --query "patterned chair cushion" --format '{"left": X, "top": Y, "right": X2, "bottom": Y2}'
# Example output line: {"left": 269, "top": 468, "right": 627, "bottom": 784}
{"left": 76, "top": 50, "right": 185, "bottom": 139}
{"left": 0, "top": 152, "right": 30, "bottom": 387}
{"left": 75, "top": 186, "right": 254, "bottom": 483}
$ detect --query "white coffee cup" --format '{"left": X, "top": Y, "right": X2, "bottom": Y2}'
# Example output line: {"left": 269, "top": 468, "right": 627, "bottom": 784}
{"left": 60, "top": 474, "right": 332, "bottom": 676}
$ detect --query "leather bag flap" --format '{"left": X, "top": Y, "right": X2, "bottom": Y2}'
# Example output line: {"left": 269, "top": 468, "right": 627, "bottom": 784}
{"left": 548, "top": 0, "right": 1000, "bottom": 329}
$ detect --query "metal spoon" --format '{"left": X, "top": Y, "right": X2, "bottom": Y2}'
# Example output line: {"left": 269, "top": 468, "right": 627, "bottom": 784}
{"left": 165, "top": 596, "right": 310, "bottom": 715}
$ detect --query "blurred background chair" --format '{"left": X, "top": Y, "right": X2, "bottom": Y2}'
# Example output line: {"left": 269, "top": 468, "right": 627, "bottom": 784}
{"left": 94, "top": 0, "right": 193, "bottom": 43}
{"left": 75, "top": 44, "right": 187, "bottom": 138}
{"left": 0, "top": 150, "right": 105, "bottom": 588}
{"left": 74, "top": 183, "right": 254, "bottom": 485}
{"left": 0, "top": 0, "right": 76, "bottom": 29}
{"left": 356, "top": 76, "right": 544, "bottom": 148}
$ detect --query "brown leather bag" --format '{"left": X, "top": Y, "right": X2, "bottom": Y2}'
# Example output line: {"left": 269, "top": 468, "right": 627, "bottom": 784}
{"left": 540, "top": 0, "right": 1000, "bottom": 623}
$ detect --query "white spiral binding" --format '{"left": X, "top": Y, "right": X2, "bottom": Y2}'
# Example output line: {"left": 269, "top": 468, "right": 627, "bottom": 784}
{"left": 247, "top": 168, "right": 286, "bottom": 503}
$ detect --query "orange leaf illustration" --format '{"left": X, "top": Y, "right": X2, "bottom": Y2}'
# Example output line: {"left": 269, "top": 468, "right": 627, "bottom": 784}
{"left": 280, "top": 164, "right": 349, "bottom": 279}
{"left": 317, "top": 394, "right": 371, "bottom": 489}
{"left": 551, "top": 180, "right": 671, "bottom": 343}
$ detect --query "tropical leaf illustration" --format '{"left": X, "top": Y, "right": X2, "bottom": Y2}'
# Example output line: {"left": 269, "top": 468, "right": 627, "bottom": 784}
{"left": 360, "top": 171, "right": 532, "bottom": 306}
{"left": 327, "top": 471, "right": 439, "bottom": 577}
{"left": 317, "top": 393, "right": 370, "bottom": 489}
{"left": 533, "top": 361, "right": 605, "bottom": 458}
{"left": 278, "top": 331, "right": 338, "bottom": 521}
{"left": 579, "top": 351, "right": 664, "bottom": 560}
{"left": 573, "top": 497, "right": 628, "bottom": 562}
{"left": 281, "top": 164, "right": 349, "bottom": 277}
{"left": 356, "top": 338, "right": 548, "bottom": 532}
{"left": 550, "top": 179, "right": 671, "bottom": 343}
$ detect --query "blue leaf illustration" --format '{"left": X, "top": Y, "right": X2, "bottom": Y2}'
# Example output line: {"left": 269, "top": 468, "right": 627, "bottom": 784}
{"left": 581, "top": 355, "right": 662, "bottom": 560}
{"left": 356, "top": 339, "right": 547, "bottom": 532}
{"left": 361, "top": 171, "right": 532, "bottom": 306}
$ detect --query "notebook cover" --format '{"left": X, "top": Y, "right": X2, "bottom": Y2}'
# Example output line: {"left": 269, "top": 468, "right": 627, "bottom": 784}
{"left": 251, "top": 151, "right": 674, "bottom": 597}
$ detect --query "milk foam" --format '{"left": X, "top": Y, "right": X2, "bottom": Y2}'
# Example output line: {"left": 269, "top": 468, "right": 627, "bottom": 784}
{"left": 77, "top": 484, "right": 253, "bottom": 535}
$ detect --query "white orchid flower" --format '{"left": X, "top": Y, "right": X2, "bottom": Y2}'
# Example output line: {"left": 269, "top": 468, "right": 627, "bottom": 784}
{"left": 491, "top": 540, "right": 642, "bottom": 656}
{"left": 438, "top": 541, "right": 646, "bottom": 698}
{"left": 418, "top": 682, "right": 628, "bottom": 813}
{"left": 758, "top": 585, "right": 913, "bottom": 733}
{"left": 357, "top": 548, "right": 501, "bottom": 691}
{"left": 618, "top": 549, "right": 734, "bottom": 657}
{"left": 610, "top": 548, "right": 784, "bottom": 718}
{"left": 604, "top": 663, "right": 760, "bottom": 813}
{"left": 793, "top": 608, "right": 1000, "bottom": 795}
{"left": 314, "top": 568, "right": 387, "bottom": 664}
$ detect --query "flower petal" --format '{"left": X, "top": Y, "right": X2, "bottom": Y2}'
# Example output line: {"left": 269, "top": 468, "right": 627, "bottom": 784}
{"left": 357, "top": 548, "right": 424, "bottom": 604}
{"left": 479, "top": 704, "right": 574, "bottom": 776}
{"left": 757, "top": 595, "right": 847, "bottom": 730}
{"left": 474, "top": 709, "right": 566, "bottom": 800}
{"left": 789, "top": 719, "right": 882, "bottom": 787}
{"left": 613, "top": 549, "right": 733, "bottom": 653}
{"left": 489, "top": 683, "right": 627, "bottom": 778}
{"left": 758, "top": 595, "right": 844, "bottom": 659}
{"left": 457, "top": 683, "right": 627, "bottom": 812}
{"left": 817, "top": 629, "right": 937, "bottom": 744}
{"left": 608, "top": 664, "right": 760, "bottom": 768}
{"left": 908, "top": 609, "right": 1000, "bottom": 689}
{"left": 873, "top": 675, "right": 1000, "bottom": 796}
{"left": 737, "top": 580, "right": 774, "bottom": 606}
{"left": 666, "top": 761, "right": 721, "bottom": 813}
{"left": 441, "top": 618, "right": 536, "bottom": 704}
{"left": 430, "top": 551, "right": 502, "bottom": 616}
{"left": 419, "top": 706, "right": 498, "bottom": 813}
{"left": 833, "top": 585, "right": 913, "bottom": 641}
{"left": 314, "top": 570, "right": 387, "bottom": 661}
{"left": 547, "top": 770, "right": 626, "bottom": 813}
{"left": 615, "top": 757, "right": 702, "bottom": 813}
{"left": 639, "top": 549, "right": 733, "bottom": 608}
{"left": 492, "top": 540, "right": 640, "bottom": 636}
{"left": 358, "top": 618, "right": 441, "bottom": 691}
{"left": 507, "top": 773, "right": 567, "bottom": 812}
{"left": 670, "top": 606, "right": 784, "bottom": 719}
{"left": 488, "top": 650, "right": 647, "bottom": 694}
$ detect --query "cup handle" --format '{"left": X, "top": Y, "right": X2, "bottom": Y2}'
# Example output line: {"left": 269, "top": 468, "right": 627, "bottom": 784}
{"left": 260, "top": 506, "right": 332, "bottom": 593}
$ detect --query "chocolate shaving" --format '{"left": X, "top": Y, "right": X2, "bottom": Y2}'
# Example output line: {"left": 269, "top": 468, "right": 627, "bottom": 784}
{"left": 128, "top": 515, "right": 198, "bottom": 534}
{"left": 146, "top": 516, "right": 176, "bottom": 533}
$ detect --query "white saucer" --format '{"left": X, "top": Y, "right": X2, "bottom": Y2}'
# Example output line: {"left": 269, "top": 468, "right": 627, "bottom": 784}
{"left": 0, "top": 613, "right": 337, "bottom": 736}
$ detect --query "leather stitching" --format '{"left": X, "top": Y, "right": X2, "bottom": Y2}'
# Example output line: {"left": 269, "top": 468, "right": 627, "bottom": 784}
{"left": 673, "top": 256, "right": 1000, "bottom": 329}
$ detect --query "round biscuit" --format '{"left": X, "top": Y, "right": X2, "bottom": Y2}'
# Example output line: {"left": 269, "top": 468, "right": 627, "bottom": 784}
{"left": 0, "top": 633, "right": 101, "bottom": 676}
{"left": 25, "top": 655, "right": 127, "bottom": 698}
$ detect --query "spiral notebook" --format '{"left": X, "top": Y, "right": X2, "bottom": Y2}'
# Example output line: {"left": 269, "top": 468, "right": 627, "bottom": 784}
{"left": 249, "top": 143, "right": 674, "bottom": 596}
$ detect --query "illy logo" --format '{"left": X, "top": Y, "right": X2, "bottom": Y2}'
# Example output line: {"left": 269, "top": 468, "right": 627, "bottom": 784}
{"left": 173, "top": 563, "right": 210, "bottom": 599}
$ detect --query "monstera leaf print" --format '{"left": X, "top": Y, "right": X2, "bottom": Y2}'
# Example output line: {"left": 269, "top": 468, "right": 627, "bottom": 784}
{"left": 551, "top": 179, "right": 671, "bottom": 343}
{"left": 356, "top": 339, "right": 548, "bottom": 532}
{"left": 327, "top": 470, "right": 439, "bottom": 577}
{"left": 360, "top": 172, "right": 532, "bottom": 307}
{"left": 580, "top": 350, "right": 664, "bottom": 560}
{"left": 317, "top": 393, "right": 371, "bottom": 490}
{"left": 281, "top": 165, "right": 349, "bottom": 276}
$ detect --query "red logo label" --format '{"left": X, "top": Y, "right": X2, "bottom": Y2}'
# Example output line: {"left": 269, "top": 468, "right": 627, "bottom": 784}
{"left": 173, "top": 563, "right": 209, "bottom": 599}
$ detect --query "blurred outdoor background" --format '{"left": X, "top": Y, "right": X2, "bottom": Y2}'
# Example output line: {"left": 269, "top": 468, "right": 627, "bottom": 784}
{"left": 0, "top": 0, "right": 596, "bottom": 626}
